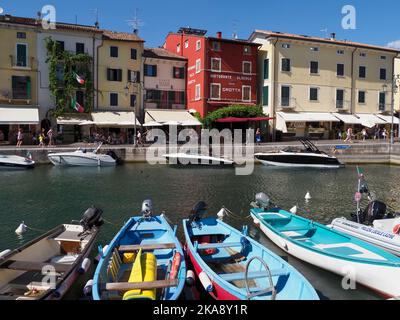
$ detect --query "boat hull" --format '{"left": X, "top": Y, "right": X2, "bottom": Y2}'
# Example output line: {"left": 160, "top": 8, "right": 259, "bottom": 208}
{"left": 48, "top": 153, "right": 116, "bottom": 167}
{"left": 0, "top": 156, "right": 35, "bottom": 169}
{"left": 163, "top": 154, "right": 234, "bottom": 166}
{"left": 255, "top": 153, "right": 342, "bottom": 169}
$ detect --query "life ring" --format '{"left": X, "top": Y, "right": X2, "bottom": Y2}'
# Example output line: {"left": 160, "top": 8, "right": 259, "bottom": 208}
{"left": 393, "top": 224, "right": 400, "bottom": 235}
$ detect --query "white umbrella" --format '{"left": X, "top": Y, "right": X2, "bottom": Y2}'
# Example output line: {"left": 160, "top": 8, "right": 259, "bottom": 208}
{"left": 143, "top": 121, "right": 163, "bottom": 127}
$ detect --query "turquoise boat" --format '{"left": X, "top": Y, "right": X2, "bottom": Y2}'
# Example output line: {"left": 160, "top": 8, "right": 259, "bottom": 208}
{"left": 183, "top": 202, "right": 319, "bottom": 300}
{"left": 250, "top": 193, "right": 400, "bottom": 298}
{"left": 92, "top": 200, "right": 186, "bottom": 300}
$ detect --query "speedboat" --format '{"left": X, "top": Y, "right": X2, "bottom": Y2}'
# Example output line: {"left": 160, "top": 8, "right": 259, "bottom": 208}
{"left": 183, "top": 202, "right": 319, "bottom": 300}
{"left": 250, "top": 193, "right": 400, "bottom": 298}
{"left": 0, "top": 207, "right": 103, "bottom": 300}
{"left": 0, "top": 154, "right": 35, "bottom": 169}
{"left": 163, "top": 153, "right": 235, "bottom": 166}
{"left": 92, "top": 200, "right": 186, "bottom": 301}
{"left": 255, "top": 139, "right": 343, "bottom": 168}
{"left": 48, "top": 143, "right": 119, "bottom": 167}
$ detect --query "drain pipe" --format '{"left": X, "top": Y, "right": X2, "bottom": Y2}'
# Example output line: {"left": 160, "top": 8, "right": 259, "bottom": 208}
{"left": 96, "top": 36, "right": 104, "bottom": 110}
{"left": 271, "top": 38, "right": 279, "bottom": 142}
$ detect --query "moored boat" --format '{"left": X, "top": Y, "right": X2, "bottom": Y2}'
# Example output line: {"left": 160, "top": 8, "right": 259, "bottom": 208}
{"left": 183, "top": 202, "right": 319, "bottom": 300}
{"left": 0, "top": 154, "right": 35, "bottom": 169}
{"left": 250, "top": 193, "right": 400, "bottom": 298}
{"left": 163, "top": 153, "right": 235, "bottom": 166}
{"left": 0, "top": 207, "right": 103, "bottom": 300}
{"left": 92, "top": 200, "right": 186, "bottom": 300}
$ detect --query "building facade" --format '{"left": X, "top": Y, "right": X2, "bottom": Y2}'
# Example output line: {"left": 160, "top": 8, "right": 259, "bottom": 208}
{"left": 164, "top": 28, "right": 259, "bottom": 117}
{"left": 250, "top": 30, "right": 400, "bottom": 140}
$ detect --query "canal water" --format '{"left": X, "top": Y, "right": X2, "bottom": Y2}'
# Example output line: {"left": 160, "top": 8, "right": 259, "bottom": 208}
{"left": 1, "top": 163, "right": 399, "bottom": 300}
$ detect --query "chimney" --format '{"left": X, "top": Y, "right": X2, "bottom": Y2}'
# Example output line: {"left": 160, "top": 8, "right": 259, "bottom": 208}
{"left": 216, "top": 31, "right": 222, "bottom": 39}
{"left": 133, "top": 29, "right": 139, "bottom": 35}
{"left": 5, "top": 14, "right": 11, "bottom": 21}
{"left": 94, "top": 21, "right": 99, "bottom": 29}
{"left": 330, "top": 32, "right": 336, "bottom": 40}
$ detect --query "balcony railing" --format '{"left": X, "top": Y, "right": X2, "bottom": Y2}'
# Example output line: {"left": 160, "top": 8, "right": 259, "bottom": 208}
{"left": 336, "top": 100, "right": 350, "bottom": 110}
{"left": 9, "top": 55, "right": 35, "bottom": 69}
{"left": 279, "top": 97, "right": 296, "bottom": 108}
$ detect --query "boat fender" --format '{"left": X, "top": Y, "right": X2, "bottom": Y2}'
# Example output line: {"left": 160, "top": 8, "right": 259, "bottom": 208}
{"left": 217, "top": 208, "right": 226, "bottom": 220}
{"left": 280, "top": 239, "right": 289, "bottom": 252}
{"left": 83, "top": 279, "right": 93, "bottom": 297}
{"left": 253, "top": 218, "right": 260, "bottom": 228}
{"left": 199, "top": 271, "right": 213, "bottom": 292}
{"left": 290, "top": 206, "right": 298, "bottom": 214}
{"left": 53, "top": 282, "right": 69, "bottom": 299}
{"left": 240, "top": 237, "right": 251, "bottom": 256}
{"left": 0, "top": 249, "right": 11, "bottom": 259}
{"left": 393, "top": 224, "right": 400, "bottom": 235}
{"left": 169, "top": 252, "right": 181, "bottom": 280}
{"left": 305, "top": 192, "right": 311, "bottom": 201}
{"left": 78, "top": 258, "right": 91, "bottom": 275}
{"left": 15, "top": 222, "right": 27, "bottom": 235}
{"left": 95, "top": 245, "right": 109, "bottom": 262}
{"left": 186, "top": 270, "right": 196, "bottom": 287}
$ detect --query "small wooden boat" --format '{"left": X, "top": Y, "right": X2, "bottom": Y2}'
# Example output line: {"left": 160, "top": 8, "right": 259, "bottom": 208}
{"left": 92, "top": 200, "right": 186, "bottom": 300}
{"left": 183, "top": 202, "right": 319, "bottom": 300}
{"left": 0, "top": 207, "right": 103, "bottom": 300}
{"left": 250, "top": 193, "right": 400, "bottom": 298}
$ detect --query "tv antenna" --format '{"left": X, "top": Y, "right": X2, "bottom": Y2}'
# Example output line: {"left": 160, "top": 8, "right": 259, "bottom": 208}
{"left": 90, "top": 8, "right": 99, "bottom": 28}
{"left": 126, "top": 8, "right": 144, "bottom": 34}
{"left": 320, "top": 27, "right": 328, "bottom": 38}
{"left": 232, "top": 19, "right": 239, "bottom": 39}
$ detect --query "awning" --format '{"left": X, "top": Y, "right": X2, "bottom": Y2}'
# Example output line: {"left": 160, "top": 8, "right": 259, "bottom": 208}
{"left": 332, "top": 113, "right": 363, "bottom": 125}
{"left": 143, "top": 121, "right": 163, "bottom": 127}
{"left": 277, "top": 112, "right": 339, "bottom": 123}
{"left": 57, "top": 114, "right": 91, "bottom": 125}
{"left": 145, "top": 109, "right": 201, "bottom": 126}
{"left": 356, "top": 114, "right": 387, "bottom": 128}
{"left": 215, "top": 117, "right": 273, "bottom": 123}
{"left": 0, "top": 107, "right": 39, "bottom": 125}
{"left": 91, "top": 111, "right": 141, "bottom": 127}
{"left": 375, "top": 114, "right": 400, "bottom": 125}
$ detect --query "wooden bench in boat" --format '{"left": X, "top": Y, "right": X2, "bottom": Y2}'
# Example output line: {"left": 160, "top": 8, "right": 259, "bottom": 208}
{"left": 0, "top": 260, "right": 70, "bottom": 273}
{"left": 104, "top": 279, "right": 179, "bottom": 291}
{"left": 196, "top": 242, "right": 243, "bottom": 250}
{"left": 220, "top": 269, "right": 289, "bottom": 282}
{"left": 118, "top": 243, "right": 176, "bottom": 252}
{"left": 279, "top": 226, "right": 316, "bottom": 233}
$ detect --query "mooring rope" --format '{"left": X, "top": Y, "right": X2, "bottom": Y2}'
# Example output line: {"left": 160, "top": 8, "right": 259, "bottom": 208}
{"left": 222, "top": 206, "right": 252, "bottom": 220}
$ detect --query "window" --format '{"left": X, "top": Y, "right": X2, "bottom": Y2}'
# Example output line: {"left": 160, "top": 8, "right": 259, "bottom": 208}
{"left": 262, "top": 86, "right": 269, "bottom": 106}
{"left": 184, "top": 40, "right": 189, "bottom": 48}
{"left": 210, "top": 83, "right": 221, "bottom": 100}
{"left": 110, "top": 46, "right": 119, "bottom": 58}
{"left": 379, "top": 92, "right": 386, "bottom": 111}
{"left": 337, "top": 50, "right": 345, "bottom": 55}
{"left": 195, "top": 59, "right": 201, "bottom": 73}
{"left": 110, "top": 93, "right": 118, "bottom": 106}
{"left": 196, "top": 40, "right": 201, "bottom": 51}
{"left": 310, "top": 61, "right": 319, "bottom": 74}
{"left": 130, "top": 94, "right": 136, "bottom": 107}
{"left": 212, "top": 42, "right": 221, "bottom": 51}
{"left": 107, "top": 68, "right": 122, "bottom": 82}
{"left": 195, "top": 84, "right": 201, "bottom": 101}
{"left": 173, "top": 67, "right": 185, "bottom": 79}
{"left": 243, "top": 46, "right": 251, "bottom": 55}
{"left": 12, "top": 76, "right": 31, "bottom": 99}
{"left": 146, "top": 90, "right": 161, "bottom": 102}
{"left": 131, "top": 48, "right": 137, "bottom": 60}
{"left": 380, "top": 68, "right": 387, "bottom": 80}
{"left": 380, "top": 56, "right": 387, "bottom": 60}
{"left": 337, "top": 64, "right": 345, "bottom": 77}
{"left": 17, "top": 32, "right": 26, "bottom": 39}
{"left": 56, "top": 41, "right": 65, "bottom": 51}
{"left": 358, "top": 91, "right": 366, "bottom": 104}
{"left": 16, "top": 43, "right": 27, "bottom": 67}
{"left": 281, "top": 86, "right": 290, "bottom": 106}
{"left": 76, "top": 43, "right": 85, "bottom": 54}
{"left": 144, "top": 64, "right": 157, "bottom": 77}
{"left": 281, "top": 58, "right": 291, "bottom": 72}
{"left": 309, "top": 87, "right": 318, "bottom": 101}
{"left": 128, "top": 70, "right": 140, "bottom": 83}
{"left": 263, "top": 59, "right": 269, "bottom": 80}
{"left": 359, "top": 66, "right": 366, "bottom": 78}
{"left": 242, "top": 86, "right": 251, "bottom": 102}
{"left": 282, "top": 43, "right": 290, "bottom": 49}
{"left": 360, "top": 53, "right": 366, "bottom": 57}
{"left": 310, "top": 47, "right": 319, "bottom": 52}
{"left": 211, "top": 58, "right": 221, "bottom": 72}
{"left": 176, "top": 43, "right": 181, "bottom": 53}
{"left": 243, "top": 61, "right": 252, "bottom": 74}
{"left": 336, "top": 89, "right": 344, "bottom": 108}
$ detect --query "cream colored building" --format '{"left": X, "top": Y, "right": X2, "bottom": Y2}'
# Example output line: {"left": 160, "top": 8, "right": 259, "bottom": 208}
{"left": 249, "top": 30, "right": 400, "bottom": 140}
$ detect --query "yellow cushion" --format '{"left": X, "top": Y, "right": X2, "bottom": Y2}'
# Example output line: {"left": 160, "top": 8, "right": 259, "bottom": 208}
{"left": 123, "top": 252, "right": 136, "bottom": 264}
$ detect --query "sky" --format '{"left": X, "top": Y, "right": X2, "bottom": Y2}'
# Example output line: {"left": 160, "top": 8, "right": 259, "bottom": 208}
{"left": 0, "top": 0, "right": 399, "bottom": 49}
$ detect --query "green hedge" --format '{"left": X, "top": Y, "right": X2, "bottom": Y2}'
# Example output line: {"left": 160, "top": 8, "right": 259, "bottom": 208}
{"left": 203, "top": 105, "right": 264, "bottom": 128}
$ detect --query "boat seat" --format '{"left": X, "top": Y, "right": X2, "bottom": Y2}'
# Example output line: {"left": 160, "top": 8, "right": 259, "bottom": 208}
{"left": 104, "top": 279, "right": 179, "bottom": 291}
{"left": 220, "top": 269, "right": 289, "bottom": 282}
{"left": 0, "top": 260, "right": 70, "bottom": 273}
{"left": 263, "top": 217, "right": 291, "bottom": 223}
{"left": 118, "top": 243, "right": 176, "bottom": 252}
{"left": 197, "top": 242, "right": 242, "bottom": 250}
{"left": 279, "top": 226, "right": 316, "bottom": 233}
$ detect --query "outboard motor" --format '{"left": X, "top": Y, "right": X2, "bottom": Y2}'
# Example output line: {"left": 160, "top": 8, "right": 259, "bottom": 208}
{"left": 352, "top": 200, "right": 393, "bottom": 224}
{"left": 107, "top": 150, "right": 122, "bottom": 165}
{"left": 255, "top": 193, "right": 271, "bottom": 209}
{"left": 80, "top": 206, "right": 104, "bottom": 232}
{"left": 141, "top": 199, "right": 154, "bottom": 219}
{"left": 188, "top": 201, "right": 207, "bottom": 224}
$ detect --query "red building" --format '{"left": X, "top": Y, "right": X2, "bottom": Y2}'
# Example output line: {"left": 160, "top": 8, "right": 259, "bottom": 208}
{"left": 164, "top": 28, "right": 260, "bottom": 117}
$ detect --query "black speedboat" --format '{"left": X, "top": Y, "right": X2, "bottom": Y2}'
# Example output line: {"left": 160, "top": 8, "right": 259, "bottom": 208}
{"left": 255, "top": 139, "right": 343, "bottom": 168}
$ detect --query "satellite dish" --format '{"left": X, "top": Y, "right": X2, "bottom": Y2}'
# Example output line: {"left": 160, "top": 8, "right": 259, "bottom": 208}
{"left": 0, "top": 7, "right": 4, "bottom": 14}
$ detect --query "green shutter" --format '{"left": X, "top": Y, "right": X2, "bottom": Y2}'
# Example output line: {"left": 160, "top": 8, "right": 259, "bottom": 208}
{"left": 26, "top": 77, "right": 31, "bottom": 99}
{"left": 263, "top": 59, "right": 269, "bottom": 80}
{"left": 262, "top": 86, "right": 269, "bottom": 106}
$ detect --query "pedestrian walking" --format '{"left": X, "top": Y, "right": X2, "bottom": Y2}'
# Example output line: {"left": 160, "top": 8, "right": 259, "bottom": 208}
{"left": 16, "top": 128, "right": 24, "bottom": 147}
{"left": 344, "top": 127, "right": 353, "bottom": 143}
{"left": 361, "top": 128, "right": 368, "bottom": 141}
{"left": 47, "top": 128, "right": 54, "bottom": 146}
{"left": 382, "top": 128, "right": 388, "bottom": 141}
{"left": 374, "top": 125, "right": 380, "bottom": 140}
{"left": 255, "top": 128, "right": 262, "bottom": 145}
{"left": 38, "top": 132, "right": 45, "bottom": 148}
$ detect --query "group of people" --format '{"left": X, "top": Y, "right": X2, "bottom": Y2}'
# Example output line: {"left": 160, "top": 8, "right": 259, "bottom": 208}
{"left": 91, "top": 129, "right": 145, "bottom": 146}
{"left": 339, "top": 125, "right": 392, "bottom": 143}
{"left": 15, "top": 128, "right": 55, "bottom": 148}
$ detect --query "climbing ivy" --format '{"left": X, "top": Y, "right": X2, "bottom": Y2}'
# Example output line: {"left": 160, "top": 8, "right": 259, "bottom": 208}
{"left": 203, "top": 105, "right": 264, "bottom": 128}
{"left": 45, "top": 37, "right": 93, "bottom": 118}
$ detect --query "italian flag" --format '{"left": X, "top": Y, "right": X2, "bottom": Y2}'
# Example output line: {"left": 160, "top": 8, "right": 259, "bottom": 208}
{"left": 71, "top": 97, "right": 85, "bottom": 113}
{"left": 74, "top": 72, "right": 85, "bottom": 85}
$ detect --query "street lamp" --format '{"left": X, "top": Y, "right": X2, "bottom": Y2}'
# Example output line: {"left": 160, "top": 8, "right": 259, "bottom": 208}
{"left": 125, "top": 81, "right": 143, "bottom": 147}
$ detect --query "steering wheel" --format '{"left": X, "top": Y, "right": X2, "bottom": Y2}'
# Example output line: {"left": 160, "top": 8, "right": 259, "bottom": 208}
{"left": 244, "top": 256, "right": 277, "bottom": 300}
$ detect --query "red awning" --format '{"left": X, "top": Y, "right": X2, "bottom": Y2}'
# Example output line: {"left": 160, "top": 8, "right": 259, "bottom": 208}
{"left": 216, "top": 117, "right": 274, "bottom": 123}
{"left": 208, "top": 101, "right": 257, "bottom": 106}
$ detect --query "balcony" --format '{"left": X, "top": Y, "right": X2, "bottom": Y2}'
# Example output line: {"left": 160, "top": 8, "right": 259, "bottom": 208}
{"left": 279, "top": 97, "right": 296, "bottom": 109}
{"left": 0, "top": 90, "right": 32, "bottom": 105}
{"left": 9, "top": 55, "right": 35, "bottom": 70}
{"left": 335, "top": 100, "right": 350, "bottom": 110}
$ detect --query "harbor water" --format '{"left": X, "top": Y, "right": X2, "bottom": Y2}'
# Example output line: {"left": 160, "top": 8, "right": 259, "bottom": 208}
{"left": 1, "top": 163, "right": 400, "bottom": 300}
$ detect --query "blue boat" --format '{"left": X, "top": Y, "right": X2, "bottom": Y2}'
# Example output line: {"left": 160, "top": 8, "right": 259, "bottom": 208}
{"left": 92, "top": 200, "right": 186, "bottom": 300}
{"left": 250, "top": 193, "right": 400, "bottom": 298}
{"left": 183, "top": 202, "right": 319, "bottom": 300}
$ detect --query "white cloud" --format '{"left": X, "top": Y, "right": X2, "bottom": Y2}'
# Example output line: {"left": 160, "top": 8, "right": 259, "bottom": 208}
{"left": 387, "top": 40, "right": 400, "bottom": 49}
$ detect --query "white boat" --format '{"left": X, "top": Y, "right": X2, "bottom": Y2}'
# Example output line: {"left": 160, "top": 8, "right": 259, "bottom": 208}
{"left": 0, "top": 207, "right": 103, "bottom": 300}
{"left": 162, "top": 153, "right": 235, "bottom": 166}
{"left": 0, "top": 155, "right": 35, "bottom": 169}
{"left": 48, "top": 144, "right": 119, "bottom": 167}
{"left": 255, "top": 139, "right": 343, "bottom": 168}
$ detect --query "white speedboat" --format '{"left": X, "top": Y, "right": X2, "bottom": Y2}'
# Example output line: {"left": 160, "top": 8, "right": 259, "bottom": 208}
{"left": 0, "top": 207, "right": 103, "bottom": 300}
{"left": 255, "top": 139, "right": 343, "bottom": 168}
{"left": 0, "top": 155, "right": 35, "bottom": 169}
{"left": 162, "top": 153, "right": 235, "bottom": 166}
{"left": 48, "top": 144, "right": 119, "bottom": 167}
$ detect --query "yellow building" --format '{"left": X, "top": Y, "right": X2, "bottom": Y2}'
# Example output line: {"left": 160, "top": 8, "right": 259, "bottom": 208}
{"left": 0, "top": 15, "right": 39, "bottom": 143}
{"left": 250, "top": 30, "right": 400, "bottom": 140}
{"left": 395, "top": 58, "right": 400, "bottom": 112}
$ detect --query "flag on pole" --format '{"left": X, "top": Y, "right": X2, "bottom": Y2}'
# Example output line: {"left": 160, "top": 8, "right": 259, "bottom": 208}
{"left": 74, "top": 72, "right": 85, "bottom": 85}
{"left": 71, "top": 97, "right": 85, "bottom": 113}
